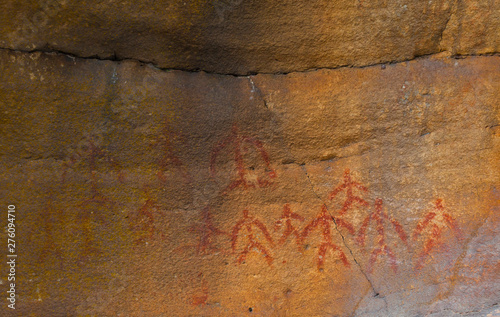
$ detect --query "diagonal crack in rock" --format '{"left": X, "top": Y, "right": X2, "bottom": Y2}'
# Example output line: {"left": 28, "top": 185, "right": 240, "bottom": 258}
{"left": 299, "top": 165, "right": 379, "bottom": 296}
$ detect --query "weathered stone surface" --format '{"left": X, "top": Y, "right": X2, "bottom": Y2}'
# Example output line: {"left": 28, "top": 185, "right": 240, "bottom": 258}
{"left": 0, "top": 49, "right": 498, "bottom": 316}
{"left": 0, "top": 0, "right": 498, "bottom": 74}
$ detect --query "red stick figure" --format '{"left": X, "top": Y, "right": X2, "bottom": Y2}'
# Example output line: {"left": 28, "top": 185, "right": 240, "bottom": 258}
{"left": 357, "top": 198, "right": 408, "bottom": 273}
{"left": 189, "top": 206, "right": 230, "bottom": 255}
{"left": 328, "top": 169, "right": 369, "bottom": 234}
{"left": 302, "top": 205, "right": 350, "bottom": 270}
{"left": 274, "top": 204, "right": 305, "bottom": 251}
{"left": 129, "top": 186, "right": 166, "bottom": 244}
{"left": 210, "top": 124, "right": 277, "bottom": 195}
{"left": 155, "top": 119, "right": 191, "bottom": 183}
{"left": 413, "top": 199, "right": 462, "bottom": 270}
{"left": 231, "top": 209, "right": 274, "bottom": 266}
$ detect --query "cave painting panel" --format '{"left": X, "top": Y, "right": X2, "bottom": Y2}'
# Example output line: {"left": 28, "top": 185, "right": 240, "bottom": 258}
{"left": 137, "top": 165, "right": 467, "bottom": 274}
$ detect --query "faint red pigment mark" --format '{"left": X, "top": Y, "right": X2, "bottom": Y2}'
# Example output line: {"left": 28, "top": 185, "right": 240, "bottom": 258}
{"left": 274, "top": 204, "right": 305, "bottom": 251}
{"left": 302, "top": 205, "right": 350, "bottom": 270}
{"left": 174, "top": 206, "right": 229, "bottom": 256}
{"left": 128, "top": 186, "right": 166, "bottom": 244}
{"left": 38, "top": 198, "right": 64, "bottom": 269}
{"left": 461, "top": 253, "right": 500, "bottom": 285}
{"left": 191, "top": 273, "right": 209, "bottom": 306}
{"left": 65, "top": 135, "right": 123, "bottom": 221}
{"left": 231, "top": 209, "right": 274, "bottom": 266}
{"left": 357, "top": 198, "right": 408, "bottom": 273}
{"left": 210, "top": 124, "right": 277, "bottom": 195}
{"left": 62, "top": 135, "right": 124, "bottom": 261}
{"left": 62, "top": 134, "right": 124, "bottom": 184}
{"left": 188, "top": 206, "right": 230, "bottom": 255}
{"left": 413, "top": 199, "right": 463, "bottom": 271}
{"left": 328, "top": 168, "right": 369, "bottom": 235}
{"left": 155, "top": 119, "right": 191, "bottom": 183}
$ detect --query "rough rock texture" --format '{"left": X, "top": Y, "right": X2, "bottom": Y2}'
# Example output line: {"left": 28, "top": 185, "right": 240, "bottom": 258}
{"left": 0, "top": 0, "right": 498, "bottom": 74}
{"left": 0, "top": 49, "right": 498, "bottom": 316}
{"left": 0, "top": 1, "right": 499, "bottom": 316}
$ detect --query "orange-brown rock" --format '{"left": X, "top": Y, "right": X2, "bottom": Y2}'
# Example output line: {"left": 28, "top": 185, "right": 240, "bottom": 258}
{"left": 0, "top": 0, "right": 498, "bottom": 74}
{"left": 0, "top": 48, "right": 498, "bottom": 316}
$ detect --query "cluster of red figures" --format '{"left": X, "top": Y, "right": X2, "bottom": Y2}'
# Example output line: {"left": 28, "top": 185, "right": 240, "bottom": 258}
{"left": 64, "top": 128, "right": 462, "bottom": 273}
{"left": 187, "top": 169, "right": 462, "bottom": 273}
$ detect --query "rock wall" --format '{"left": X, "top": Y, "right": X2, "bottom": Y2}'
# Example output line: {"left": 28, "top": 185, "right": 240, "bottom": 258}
{"left": 0, "top": 1, "right": 499, "bottom": 316}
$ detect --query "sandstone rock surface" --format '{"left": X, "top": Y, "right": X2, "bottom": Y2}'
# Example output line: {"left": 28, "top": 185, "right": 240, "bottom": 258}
{"left": 0, "top": 48, "right": 498, "bottom": 316}
{"left": 0, "top": 0, "right": 498, "bottom": 74}
{"left": 0, "top": 1, "right": 499, "bottom": 316}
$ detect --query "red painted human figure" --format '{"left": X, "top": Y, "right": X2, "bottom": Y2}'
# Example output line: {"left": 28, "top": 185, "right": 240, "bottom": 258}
{"left": 156, "top": 119, "right": 191, "bottom": 183}
{"left": 413, "top": 199, "right": 462, "bottom": 270}
{"left": 274, "top": 204, "right": 305, "bottom": 251}
{"left": 328, "top": 169, "right": 369, "bottom": 235}
{"left": 231, "top": 210, "right": 274, "bottom": 265}
{"left": 210, "top": 124, "right": 277, "bottom": 195}
{"left": 302, "top": 205, "right": 350, "bottom": 270}
{"left": 129, "top": 187, "right": 166, "bottom": 244}
{"left": 189, "top": 206, "right": 230, "bottom": 255}
{"left": 357, "top": 198, "right": 408, "bottom": 273}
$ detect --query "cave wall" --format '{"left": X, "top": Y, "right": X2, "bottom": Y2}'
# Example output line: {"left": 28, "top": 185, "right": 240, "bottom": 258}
{"left": 0, "top": 1, "right": 499, "bottom": 316}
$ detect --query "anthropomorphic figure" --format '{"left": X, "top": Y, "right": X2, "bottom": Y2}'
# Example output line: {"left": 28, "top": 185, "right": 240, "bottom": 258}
{"left": 210, "top": 124, "right": 276, "bottom": 194}
{"left": 329, "top": 169, "right": 369, "bottom": 234}
{"left": 189, "top": 206, "right": 229, "bottom": 255}
{"left": 413, "top": 199, "right": 462, "bottom": 270}
{"left": 357, "top": 198, "right": 408, "bottom": 273}
{"left": 231, "top": 209, "right": 274, "bottom": 265}
{"left": 302, "top": 205, "right": 350, "bottom": 270}
{"left": 274, "top": 204, "right": 305, "bottom": 251}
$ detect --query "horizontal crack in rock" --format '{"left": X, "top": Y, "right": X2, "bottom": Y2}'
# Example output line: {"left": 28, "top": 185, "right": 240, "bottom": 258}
{"left": 0, "top": 46, "right": 498, "bottom": 77}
